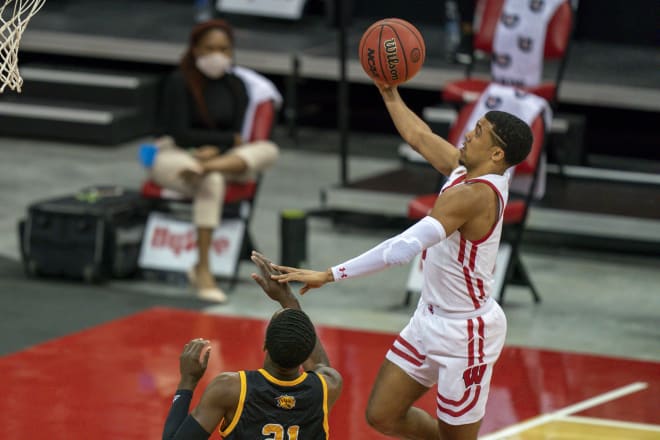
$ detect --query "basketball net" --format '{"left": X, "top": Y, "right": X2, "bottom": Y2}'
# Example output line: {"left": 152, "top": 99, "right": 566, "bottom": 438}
{"left": 0, "top": 0, "right": 46, "bottom": 93}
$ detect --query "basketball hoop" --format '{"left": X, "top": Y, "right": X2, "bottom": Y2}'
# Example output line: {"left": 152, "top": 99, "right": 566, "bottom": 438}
{"left": 0, "top": 0, "right": 46, "bottom": 93}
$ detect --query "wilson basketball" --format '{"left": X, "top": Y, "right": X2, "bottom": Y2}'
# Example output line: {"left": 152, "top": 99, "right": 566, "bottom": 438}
{"left": 358, "top": 18, "right": 426, "bottom": 86}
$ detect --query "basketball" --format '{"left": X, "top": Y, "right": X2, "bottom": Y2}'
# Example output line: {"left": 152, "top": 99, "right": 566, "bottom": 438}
{"left": 358, "top": 18, "right": 426, "bottom": 86}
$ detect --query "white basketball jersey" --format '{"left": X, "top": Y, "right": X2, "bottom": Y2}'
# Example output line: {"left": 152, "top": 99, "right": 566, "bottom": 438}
{"left": 421, "top": 166, "right": 509, "bottom": 312}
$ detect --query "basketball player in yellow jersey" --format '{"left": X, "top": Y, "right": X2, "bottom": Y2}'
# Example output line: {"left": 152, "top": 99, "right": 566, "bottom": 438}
{"left": 162, "top": 251, "right": 342, "bottom": 439}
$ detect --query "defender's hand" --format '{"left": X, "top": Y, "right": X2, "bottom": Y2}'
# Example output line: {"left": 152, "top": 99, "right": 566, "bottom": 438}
{"left": 269, "top": 265, "right": 334, "bottom": 295}
{"left": 250, "top": 251, "right": 297, "bottom": 307}
{"left": 178, "top": 338, "right": 211, "bottom": 389}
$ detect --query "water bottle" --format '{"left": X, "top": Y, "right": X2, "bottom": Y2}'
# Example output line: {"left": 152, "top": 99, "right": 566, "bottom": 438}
{"left": 138, "top": 144, "right": 159, "bottom": 169}
{"left": 444, "top": 0, "right": 461, "bottom": 62}
{"left": 194, "top": 0, "right": 214, "bottom": 23}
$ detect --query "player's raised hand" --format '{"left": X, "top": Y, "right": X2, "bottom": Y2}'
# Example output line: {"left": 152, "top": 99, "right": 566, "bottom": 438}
{"left": 251, "top": 251, "right": 298, "bottom": 308}
{"left": 374, "top": 80, "right": 395, "bottom": 94}
{"left": 178, "top": 338, "right": 211, "bottom": 389}
{"left": 269, "top": 265, "right": 334, "bottom": 295}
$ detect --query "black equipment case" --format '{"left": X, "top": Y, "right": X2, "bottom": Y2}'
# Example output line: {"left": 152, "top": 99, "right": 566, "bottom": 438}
{"left": 18, "top": 186, "right": 149, "bottom": 282}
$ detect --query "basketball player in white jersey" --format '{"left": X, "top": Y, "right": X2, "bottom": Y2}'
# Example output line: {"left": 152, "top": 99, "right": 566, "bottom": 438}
{"left": 270, "top": 82, "right": 533, "bottom": 440}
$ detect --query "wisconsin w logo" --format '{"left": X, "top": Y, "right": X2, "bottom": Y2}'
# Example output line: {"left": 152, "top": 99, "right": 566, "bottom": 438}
{"left": 463, "top": 364, "right": 487, "bottom": 387}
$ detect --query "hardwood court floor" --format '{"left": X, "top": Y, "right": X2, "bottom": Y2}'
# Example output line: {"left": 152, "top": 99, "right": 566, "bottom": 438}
{"left": 0, "top": 308, "right": 657, "bottom": 439}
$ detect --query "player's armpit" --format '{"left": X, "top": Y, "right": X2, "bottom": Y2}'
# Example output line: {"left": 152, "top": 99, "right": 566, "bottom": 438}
{"left": 429, "top": 184, "right": 489, "bottom": 236}
{"left": 190, "top": 372, "right": 242, "bottom": 434}
{"left": 314, "top": 366, "right": 343, "bottom": 408}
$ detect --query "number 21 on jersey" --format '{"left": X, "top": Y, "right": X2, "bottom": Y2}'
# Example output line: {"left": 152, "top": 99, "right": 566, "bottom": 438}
{"left": 262, "top": 423, "right": 299, "bottom": 440}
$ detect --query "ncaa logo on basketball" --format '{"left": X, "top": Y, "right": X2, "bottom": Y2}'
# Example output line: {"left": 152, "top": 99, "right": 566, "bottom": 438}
{"left": 518, "top": 37, "right": 534, "bottom": 53}
{"left": 276, "top": 394, "right": 296, "bottom": 410}
{"left": 367, "top": 48, "right": 379, "bottom": 78}
{"left": 530, "top": 0, "right": 545, "bottom": 12}
{"left": 383, "top": 38, "right": 400, "bottom": 81}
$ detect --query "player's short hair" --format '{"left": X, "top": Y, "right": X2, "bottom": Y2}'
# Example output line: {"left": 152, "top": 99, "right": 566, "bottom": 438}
{"left": 485, "top": 110, "right": 534, "bottom": 167}
{"left": 265, "top": 309, "right": 317, "bottom": 369}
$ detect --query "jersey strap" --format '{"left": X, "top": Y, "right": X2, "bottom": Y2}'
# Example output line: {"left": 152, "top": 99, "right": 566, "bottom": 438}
{"left": 219, "top": 371, "right": 247, "bottom": 437}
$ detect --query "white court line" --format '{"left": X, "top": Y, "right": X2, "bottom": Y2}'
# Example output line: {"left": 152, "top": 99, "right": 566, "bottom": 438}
{"left": 561, "top": 415, "right": 660, "bottom": 432}
{"left": 479, "top": 382, "right": 648, "bottom": 440}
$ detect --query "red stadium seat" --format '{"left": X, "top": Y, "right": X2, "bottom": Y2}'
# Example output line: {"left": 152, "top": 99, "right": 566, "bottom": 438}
{"left": 139, "top": 99, "right": 276, "bottom": 286}
{"left": 443, "top": 0, "right": 573, "bottom": 107}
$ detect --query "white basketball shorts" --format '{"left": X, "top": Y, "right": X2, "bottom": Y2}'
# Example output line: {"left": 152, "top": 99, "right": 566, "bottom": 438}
{"left": 385, "top": 297, "right": 507, "bottom": 425}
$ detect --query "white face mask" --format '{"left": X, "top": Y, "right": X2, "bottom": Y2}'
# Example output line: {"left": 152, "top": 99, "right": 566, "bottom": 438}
{"left": 195, "top": 53, "right": 232, "bottom": 79}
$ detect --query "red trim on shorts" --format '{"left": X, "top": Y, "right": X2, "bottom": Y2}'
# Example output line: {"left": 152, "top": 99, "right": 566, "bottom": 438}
{"left": 395, "top": 336, "right": 426, "bottom": 361}
{"left": 457, "top": 236, "right": 467, "bottom": 265}
{"left": 437, "top": 386, "right": 482, "bottom": 417}
{"left": 436, "top": 318, "right": 486, "bottom": 418}
{"left": 467, "top": 319, "right": 475, "bottom": 367}
{"left": 463, "top": 267, "right": 481, "bottom": 310}
{"left": 437, "top": 388, "right": 471, "bottom": 406}
{"left": 389, "top": 346, "right": 423, "bottom": 367}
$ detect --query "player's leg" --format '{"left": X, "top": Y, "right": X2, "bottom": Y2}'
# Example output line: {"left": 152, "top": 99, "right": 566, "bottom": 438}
{"left": 220, "top": 140, "right": 279, "bottom": 180}
{"left": 191, "top": 172, "right": 227, "bottom": 301}
{"left": 365, "top": 359, "right": 440, "bottom": 439}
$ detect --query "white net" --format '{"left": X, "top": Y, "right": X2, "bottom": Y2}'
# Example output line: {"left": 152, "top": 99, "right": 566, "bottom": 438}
{"left": 0, "top": 0, "right": 46, "bottom": 92}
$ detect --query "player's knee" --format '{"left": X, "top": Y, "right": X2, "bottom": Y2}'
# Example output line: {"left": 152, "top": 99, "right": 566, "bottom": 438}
{"left": 205, "top": 171, "right": 224, "bottom": 186}
{"left": 201, "top": 171, "right": 225, "bottom": 195}
{"left": 365, "top": 403, "right": 396, "bottom": 434}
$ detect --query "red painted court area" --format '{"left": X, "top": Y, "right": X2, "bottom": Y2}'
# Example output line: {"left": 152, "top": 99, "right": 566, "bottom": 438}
{"left": 0, "top": 308, "right": 657, "bottom": 439}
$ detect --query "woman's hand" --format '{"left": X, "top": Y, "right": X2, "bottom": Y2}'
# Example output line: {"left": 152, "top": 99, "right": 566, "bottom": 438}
{"left": 250, "top": 251, "right": 299, "bottom": 308}
{"left": 192, "top": 145, "right": 220, "bottom": 161}
{"left": 178, "top": 166, "right": 203, "bottom": 185}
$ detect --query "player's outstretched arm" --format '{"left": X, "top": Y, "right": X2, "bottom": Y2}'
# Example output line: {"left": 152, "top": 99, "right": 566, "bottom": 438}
{"left": 162, "top": 340, "right": 241, "bottom": 440}
{"left": 272, "top": 215, "right": 448, "bottom": 293}
{"left": 376, "top": 82, "right": 460, "bottom": 176}
{"left": 250, "top": 250, "right": 309, "bottom": 306}
{"left": 251, "top": 251, "right": 342, "bottom": 407}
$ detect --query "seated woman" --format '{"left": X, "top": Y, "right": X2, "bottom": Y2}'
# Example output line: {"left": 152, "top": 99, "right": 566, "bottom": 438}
{"left": 150, "top": 19, "right": 280, "bottom": 303}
